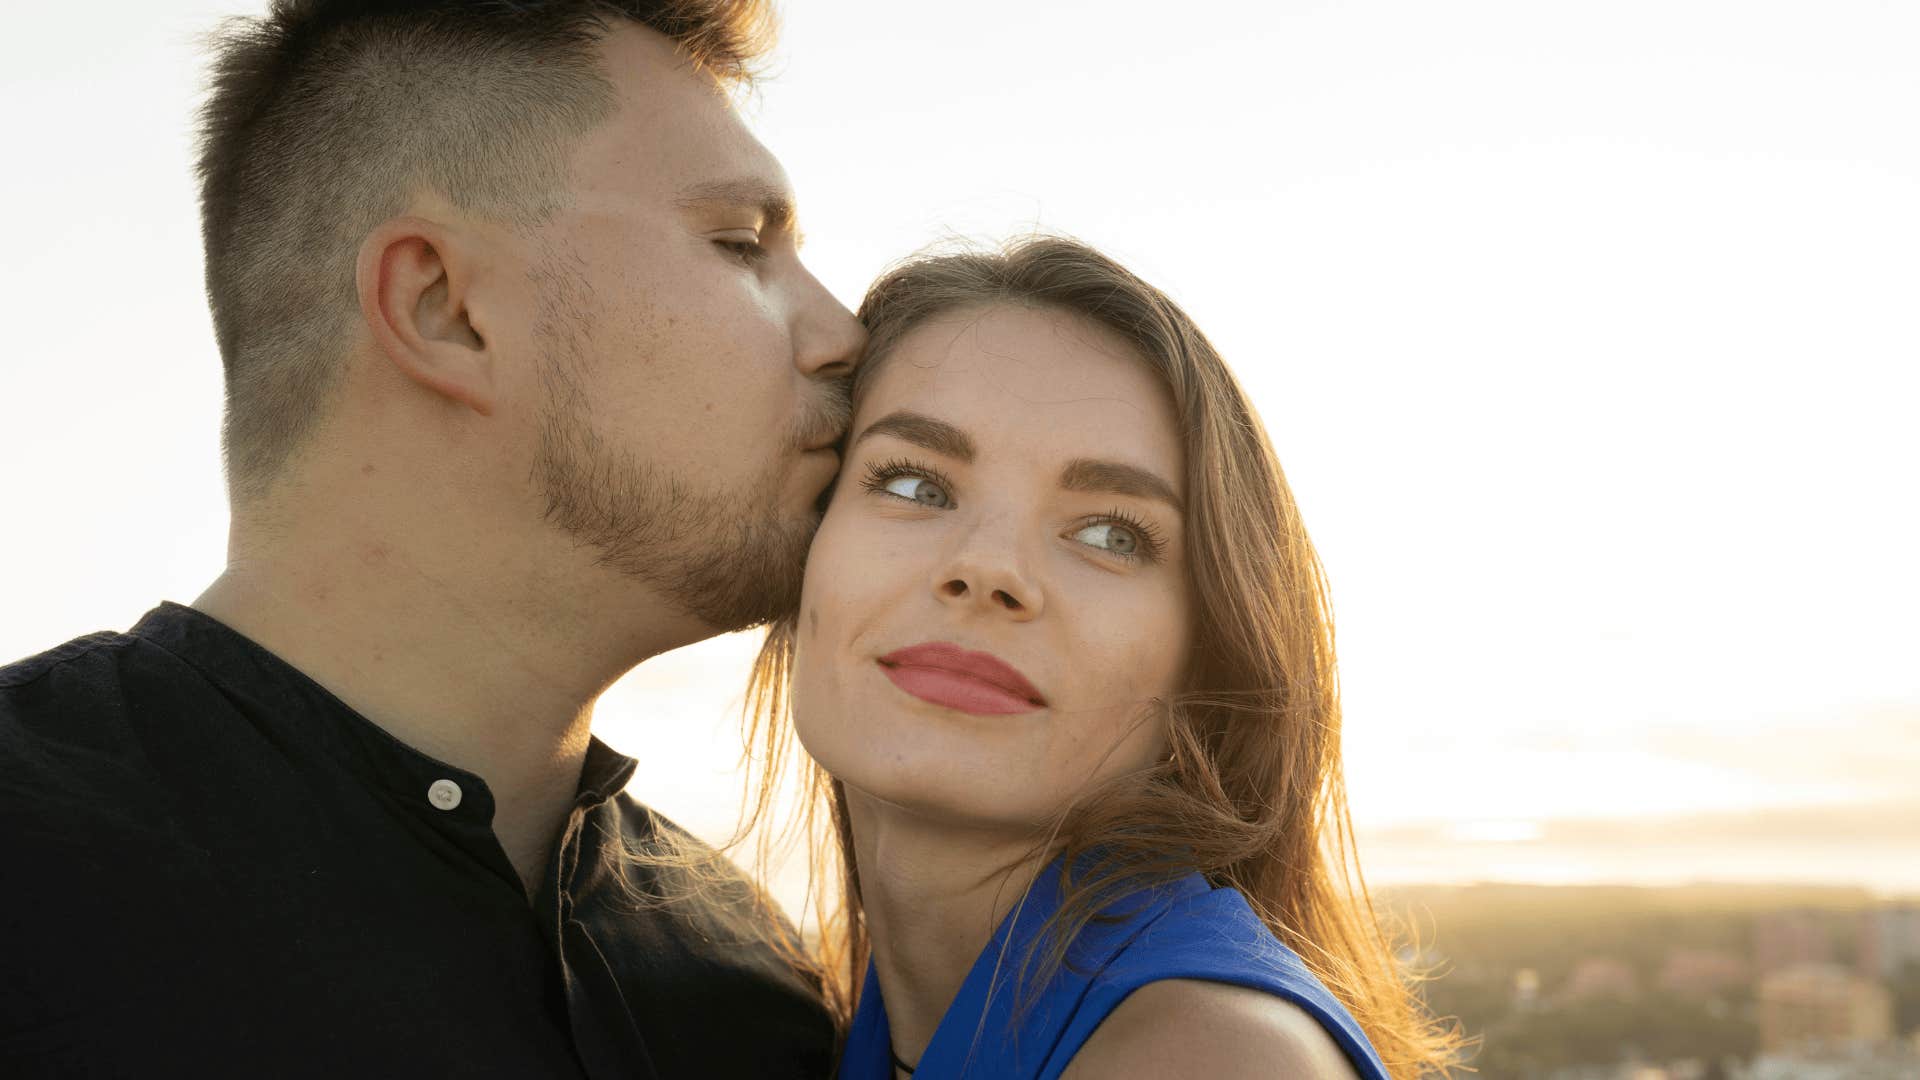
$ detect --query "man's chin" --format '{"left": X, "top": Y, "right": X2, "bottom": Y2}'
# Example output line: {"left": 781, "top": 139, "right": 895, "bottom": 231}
{"left": 540, "top": 456, "right": 825, "bottom": 634}
{"left": 663, "top": 513, "right": 817, "bottom": 634}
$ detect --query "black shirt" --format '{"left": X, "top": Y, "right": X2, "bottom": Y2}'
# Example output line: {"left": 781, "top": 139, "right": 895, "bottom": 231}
{"left": 0, "top": 603, "right": 833, "bottom": 1079}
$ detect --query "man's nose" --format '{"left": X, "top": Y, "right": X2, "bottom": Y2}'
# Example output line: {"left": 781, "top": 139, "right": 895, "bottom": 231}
{"left": 792, "top": 268, "right": 866, "bottom": 380}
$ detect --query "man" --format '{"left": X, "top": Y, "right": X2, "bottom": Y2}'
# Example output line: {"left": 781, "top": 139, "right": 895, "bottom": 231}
{"left": 0, "top": 2, "right": 863, "bottom": 1077}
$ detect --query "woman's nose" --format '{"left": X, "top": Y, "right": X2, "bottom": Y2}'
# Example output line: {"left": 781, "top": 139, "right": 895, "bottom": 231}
{"left": 933, "top": 542, "right": 1043, "bottom": 621}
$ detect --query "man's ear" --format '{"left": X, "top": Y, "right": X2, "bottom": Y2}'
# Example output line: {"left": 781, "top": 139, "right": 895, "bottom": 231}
{"left": 355, "top": 217, "right": 495, "bottom": 417}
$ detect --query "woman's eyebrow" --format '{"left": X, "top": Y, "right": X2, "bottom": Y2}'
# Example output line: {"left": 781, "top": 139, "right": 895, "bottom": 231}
{"left": 850, "top": 410, "right": 976, "bottom": 462}
{"left": 1058, "top": 459, "right": 1184, "bottom": 514}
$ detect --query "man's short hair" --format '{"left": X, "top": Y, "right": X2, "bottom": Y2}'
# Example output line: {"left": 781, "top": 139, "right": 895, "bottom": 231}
{"left": 196, "top": 0, "right": 775, "bottom": 502}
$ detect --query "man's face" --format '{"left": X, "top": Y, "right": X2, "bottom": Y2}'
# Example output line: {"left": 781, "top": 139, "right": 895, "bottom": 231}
{"left": 505, "top": 25, "right": 864, "bottom": 633}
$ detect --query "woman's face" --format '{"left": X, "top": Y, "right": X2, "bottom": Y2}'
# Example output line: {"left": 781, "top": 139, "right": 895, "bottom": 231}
{"left": 792, "top": 303, "right": 1193, "bottom": 831}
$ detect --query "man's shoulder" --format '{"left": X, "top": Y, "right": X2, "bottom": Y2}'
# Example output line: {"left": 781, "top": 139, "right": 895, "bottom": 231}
{"left": 585, "top": 791, "right": 816, "bottom": 969}
{"left": 1, "top": 626, "right": 162, "bottom": 759}
{"left": 593, "top": 792, "right": 777, "bottom": 922}
{"left": 0, "top": 628, "right": 136, "bottom": 692}
{"left": 579, "top": 792, "right": 836, "bottom": 1074}
{"left": 607, "top": 792, "right": 731, "bottom": 860}
{"left": 0, "top": 625, "right": 239, "bottom": 938}
{"left": 0, "top": 621, "right": 215, "bottom": 828}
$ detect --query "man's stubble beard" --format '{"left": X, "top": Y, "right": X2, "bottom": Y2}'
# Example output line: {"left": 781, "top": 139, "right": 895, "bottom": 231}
{"left": 527, "top": 256, "right": 828, "bottom": 634}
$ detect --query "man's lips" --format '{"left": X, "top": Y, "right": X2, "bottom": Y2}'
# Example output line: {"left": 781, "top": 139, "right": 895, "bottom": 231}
{"left": 876, "top": 641, "right": 1046, "bottom": 716}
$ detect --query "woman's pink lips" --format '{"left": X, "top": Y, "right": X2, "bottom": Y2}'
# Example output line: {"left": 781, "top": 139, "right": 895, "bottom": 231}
{"left": 876, "top": 642, "right": 1046, "bottom": 716}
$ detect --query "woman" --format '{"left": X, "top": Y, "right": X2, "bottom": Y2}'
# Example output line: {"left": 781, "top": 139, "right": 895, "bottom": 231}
{"left": 739, "top": 237, "right": 1466, "bottom": 1078}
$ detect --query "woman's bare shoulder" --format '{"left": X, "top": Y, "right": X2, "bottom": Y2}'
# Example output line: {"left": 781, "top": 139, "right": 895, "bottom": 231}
{"left": 1061, "top": 977, "right": 1364, "bottom": 1080}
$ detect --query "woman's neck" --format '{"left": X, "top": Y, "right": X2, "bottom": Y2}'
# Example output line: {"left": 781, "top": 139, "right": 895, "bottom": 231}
{"left": 846, "top": 787, "right": 1056, "bottom": 1072}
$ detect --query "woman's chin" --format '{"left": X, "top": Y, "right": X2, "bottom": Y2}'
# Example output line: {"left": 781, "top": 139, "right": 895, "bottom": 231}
{"left": 838, "top": 763, "right": 1049, "bottom": 835}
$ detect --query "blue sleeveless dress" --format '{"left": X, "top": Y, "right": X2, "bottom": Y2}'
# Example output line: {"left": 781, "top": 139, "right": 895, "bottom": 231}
{"left": 838, "top": 862, "right": 1393, "bottom": 1079}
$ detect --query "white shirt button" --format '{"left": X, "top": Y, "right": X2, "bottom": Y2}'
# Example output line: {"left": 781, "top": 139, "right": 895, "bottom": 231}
{"left": 427, "top": 778, "right": 463, "bottom": 811}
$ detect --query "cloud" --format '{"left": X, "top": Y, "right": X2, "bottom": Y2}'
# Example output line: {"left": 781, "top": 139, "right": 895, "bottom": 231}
{"left": 1639, "top": 701, "right": 1920, "bottom": 800}
{"left": 1357, "top": 797, "right": 1920, "bottom": 895}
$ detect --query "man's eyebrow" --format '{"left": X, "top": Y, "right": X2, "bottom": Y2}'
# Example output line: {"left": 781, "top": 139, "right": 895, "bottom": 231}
{"left": 851, "top": 410, "right": 976, "bottom": 463}
{"left": 675, "top": 177, "right": 798, "bottom": 235}
{"left": 1059, "top": 458, "right": 1185, "bottom": 514}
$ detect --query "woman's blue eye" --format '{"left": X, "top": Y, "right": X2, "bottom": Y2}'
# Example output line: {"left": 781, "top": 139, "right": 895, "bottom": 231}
{"left": 1071, "top": 522, "right": 1139, "bottom": 556}
{"left": 881, "top": 474, "right": 951, "bottom": 508}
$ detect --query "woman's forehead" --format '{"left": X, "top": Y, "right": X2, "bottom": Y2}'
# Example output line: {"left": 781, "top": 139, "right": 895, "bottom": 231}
{"left": 853, "top": 305, "right": 1181, "bottom": 466}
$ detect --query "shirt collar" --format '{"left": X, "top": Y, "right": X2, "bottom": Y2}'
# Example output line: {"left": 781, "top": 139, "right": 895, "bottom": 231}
{"left": 577, "top": 733, "right": 639, "bottom": 807}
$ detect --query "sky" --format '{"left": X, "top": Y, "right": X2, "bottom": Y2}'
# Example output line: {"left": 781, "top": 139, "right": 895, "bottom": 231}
{"left": 2, "top": 1, "right": 1916, "bottom": 898}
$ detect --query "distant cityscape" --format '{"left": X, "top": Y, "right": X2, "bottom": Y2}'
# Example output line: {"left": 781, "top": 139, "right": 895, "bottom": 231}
{"left": 1385, "top": 883, "right": 1920, "bottom": 1080}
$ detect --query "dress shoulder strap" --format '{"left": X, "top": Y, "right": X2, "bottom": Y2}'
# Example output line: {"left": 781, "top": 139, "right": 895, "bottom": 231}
{"left": 1038, "top": 884, "right": 1393, "bottom": 1080}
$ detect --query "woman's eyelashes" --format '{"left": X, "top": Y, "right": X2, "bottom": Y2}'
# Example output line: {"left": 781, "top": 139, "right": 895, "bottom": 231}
{"left": 1070, "top": 511, "right": 1167, "bottom": 563}
{"left": 858, "top": 458, "right": 1167, "bottom": 565}
{"left": 859, "top": 457, "right": 955, "bottom": 509}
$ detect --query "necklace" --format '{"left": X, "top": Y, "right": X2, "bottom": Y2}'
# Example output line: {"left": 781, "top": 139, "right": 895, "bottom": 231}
{"left": 890, "top": 1045, "right": 917, "bottom": 1076}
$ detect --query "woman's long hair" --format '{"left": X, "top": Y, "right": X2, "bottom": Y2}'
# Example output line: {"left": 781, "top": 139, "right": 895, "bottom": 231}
{"left": 735, "top": 236, "right": 1470, "bottom": 1077}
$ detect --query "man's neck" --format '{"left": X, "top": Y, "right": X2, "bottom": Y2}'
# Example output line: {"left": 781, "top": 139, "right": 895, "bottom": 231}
{"left": 846, "top": 789, "right": 1054, "bottom": 1071}
{"left": 193, "top": 497, "right": 698, "bottom": 894}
